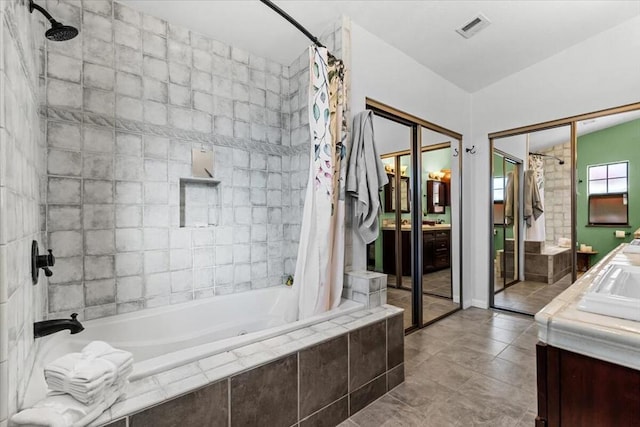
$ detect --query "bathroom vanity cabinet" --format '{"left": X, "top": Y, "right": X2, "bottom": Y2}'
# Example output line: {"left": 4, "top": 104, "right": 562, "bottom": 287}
{"left": 381, "top": 228, "right": 450, "bottom": 275}
{"left": 423, "top": 229, "right": 450, "bottom": 272}
{"left": 426, "top": 180, "right": 448, "bottom": 214}
{"left": 383, "top": 174, "right": 410, "bottom": 213}
{"left": 536, "top": 343, "right": 640, "bottom": 427}
{"left": 535, "top": 244, "right": 640, "bottom": 427}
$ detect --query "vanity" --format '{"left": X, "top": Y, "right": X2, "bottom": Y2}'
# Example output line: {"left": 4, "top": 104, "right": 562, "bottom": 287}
{"left": 535, "top": 243, "right": 640, "bottom": 426}
{"left": 380, "top": 224, "right": 451, "bottom": 276}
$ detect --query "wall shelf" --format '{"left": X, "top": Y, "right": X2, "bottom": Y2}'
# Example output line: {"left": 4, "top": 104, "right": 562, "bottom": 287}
{"left": 179, "top": 177, "right": 222, "bottom": 228}
{"left": 179, "top": 177, "right": 221, "bottom": 186}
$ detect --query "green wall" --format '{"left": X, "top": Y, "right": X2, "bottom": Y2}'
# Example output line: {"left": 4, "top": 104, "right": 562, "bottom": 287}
{"left": 577, "top": 118, "right": 640, "bottom": 263}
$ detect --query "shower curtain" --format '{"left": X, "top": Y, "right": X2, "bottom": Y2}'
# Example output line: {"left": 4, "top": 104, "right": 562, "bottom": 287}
{"left": 294, "top": 46, "right": 347, "bottom": 319}
{"left": 526, "top": 154, "right": 546, "bottom": 241}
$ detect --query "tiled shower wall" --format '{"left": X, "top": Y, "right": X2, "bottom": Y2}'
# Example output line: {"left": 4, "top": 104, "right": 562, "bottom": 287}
{"left": 0, "top": 0, "right": 47, "bottom": 422}
{"left": 542, "top": 142, "right": 571, "bottom": 247}
{"left": 42, "top": 0, "right": 350, "bottom": 319}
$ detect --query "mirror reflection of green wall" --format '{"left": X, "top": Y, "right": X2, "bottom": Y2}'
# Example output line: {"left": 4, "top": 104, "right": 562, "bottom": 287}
{"left": 577, "top": 118, "right": 640, "bottom": 264}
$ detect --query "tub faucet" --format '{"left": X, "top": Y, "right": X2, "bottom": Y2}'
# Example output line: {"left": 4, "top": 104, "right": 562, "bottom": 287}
{"left": 34, "top": 313, "right": 84, "bottom": 338}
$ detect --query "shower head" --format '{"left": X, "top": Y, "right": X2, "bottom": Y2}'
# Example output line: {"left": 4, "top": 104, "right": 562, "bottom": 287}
{"left": 29, "top": 0, "right": 78, "bottom": 41}
{"left": 45, "top": 22, "right": 79, "bottom": 41}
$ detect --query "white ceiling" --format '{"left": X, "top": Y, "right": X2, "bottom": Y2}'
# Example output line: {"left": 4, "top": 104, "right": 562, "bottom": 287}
{"left": 122, "top": 0, "right": 640, "bottom": 92}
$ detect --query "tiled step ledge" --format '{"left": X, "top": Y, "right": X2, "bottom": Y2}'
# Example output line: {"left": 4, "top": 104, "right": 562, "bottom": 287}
{"left": 91, "top": 304, "right": 404, "bottom": 426}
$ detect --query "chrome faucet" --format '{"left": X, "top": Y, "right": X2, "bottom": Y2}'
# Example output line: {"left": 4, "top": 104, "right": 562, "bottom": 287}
{"left": 34, "top": 313, "right": 84, "bottom": 338}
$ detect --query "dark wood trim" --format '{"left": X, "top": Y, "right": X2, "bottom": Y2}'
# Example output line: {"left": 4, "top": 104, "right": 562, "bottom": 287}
{"left": 488, "top": 102, "right": 640, "bottom": 139}
{"left": 365, "top": 98, "right": 463, "bottom": 140}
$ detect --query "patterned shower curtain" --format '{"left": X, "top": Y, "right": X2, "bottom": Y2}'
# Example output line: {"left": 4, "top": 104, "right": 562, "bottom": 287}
{"left": 294, "top": 46, "right": 347, "bottom": 319}
{"left": 527, "top": 154, "right": 546, "bottom": 241}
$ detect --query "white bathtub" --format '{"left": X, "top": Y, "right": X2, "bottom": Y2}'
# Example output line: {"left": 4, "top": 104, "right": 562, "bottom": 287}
{"left": 24, "top": 286, "right": 363, "bottom": 407}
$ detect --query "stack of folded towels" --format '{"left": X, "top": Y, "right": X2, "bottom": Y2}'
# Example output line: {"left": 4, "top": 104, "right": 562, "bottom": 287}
{"left": 11, "top": 341, "right": 133, "bottom": 427}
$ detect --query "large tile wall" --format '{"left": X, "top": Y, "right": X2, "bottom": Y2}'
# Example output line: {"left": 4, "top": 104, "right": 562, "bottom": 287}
{"left": 41, "top": 0, "right": 348, "bottom": 320}
{"left": 541, "top": 142, "right": 571, "bottom": 247}
{"left": 0, "top": 0, "right": 48, "bottom": 423}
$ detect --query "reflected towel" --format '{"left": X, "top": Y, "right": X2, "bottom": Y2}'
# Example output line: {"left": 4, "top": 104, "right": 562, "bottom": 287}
{"left": 504, "top": 172, "right": 514, "bottom": 226}
{"left": 524, "top": 169, "right": 543, "bottom": 227}
{"left": 10, "top": 382, "right": 125, "bottom": 427}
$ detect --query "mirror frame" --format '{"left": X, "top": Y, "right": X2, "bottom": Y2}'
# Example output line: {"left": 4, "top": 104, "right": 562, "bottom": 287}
{"left": 488, "top": 101, "right": 640, "bottom": 309}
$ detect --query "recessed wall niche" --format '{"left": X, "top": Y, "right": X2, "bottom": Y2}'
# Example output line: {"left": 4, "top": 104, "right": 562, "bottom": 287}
{"left": 179, "top": 178, "right": 221, "bottom": 228}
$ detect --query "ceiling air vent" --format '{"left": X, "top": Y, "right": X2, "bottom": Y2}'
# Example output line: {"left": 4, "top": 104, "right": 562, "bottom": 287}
{"left": 456, "top": 13, "right": 491, "bottom": 39}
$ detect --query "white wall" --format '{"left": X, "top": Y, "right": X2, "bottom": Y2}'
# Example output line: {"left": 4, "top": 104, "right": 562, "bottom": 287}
{"left": 349, "top": 21, "right": 473, "bottom": 306}
{"left": 0, "top": 0, "right": 47, "bottom": 421}
{"left": 469, "top": 16, "right": 640, "bottom": 308}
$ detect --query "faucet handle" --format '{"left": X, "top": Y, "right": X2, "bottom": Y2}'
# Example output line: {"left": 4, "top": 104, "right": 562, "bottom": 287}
{"left": 71, "top": 313, "right": 78, "bottom": 320}
{"left": 46, "top": 249, "right": 56, "bottom": 267}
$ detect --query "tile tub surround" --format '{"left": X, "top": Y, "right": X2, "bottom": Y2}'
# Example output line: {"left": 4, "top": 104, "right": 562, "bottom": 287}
{"left": 41, "top": 0, "right": 350, "bottom": 320}
{"left": 82, "top": 305, "right": 404, "bottom": 426}
{"left": 0, "top": 0, "right": 48, "bottom": 424}
{"left": 343, "top": 270, "right": 387, "bottom": 308}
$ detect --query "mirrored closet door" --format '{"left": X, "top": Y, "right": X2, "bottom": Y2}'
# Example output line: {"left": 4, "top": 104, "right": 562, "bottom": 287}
{"left": 491, "top": 126, "right": 575, "bottom": 315}
{"left": 365, "top": 99, "right": 462, "bottom": 332}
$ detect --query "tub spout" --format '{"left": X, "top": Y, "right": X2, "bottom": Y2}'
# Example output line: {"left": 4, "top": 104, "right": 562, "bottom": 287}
{"left": 34, "top": 313, "right": 84, "bottom": 338}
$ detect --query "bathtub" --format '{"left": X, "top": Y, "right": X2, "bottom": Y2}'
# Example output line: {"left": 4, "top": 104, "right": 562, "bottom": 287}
{"left": 23, "top": 286, "right": 363, "bottom": 408}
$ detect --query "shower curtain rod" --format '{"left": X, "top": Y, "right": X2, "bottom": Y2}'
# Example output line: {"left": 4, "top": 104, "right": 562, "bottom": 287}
{"left": 259, "top": 0, "right": 338, "bottom": 58}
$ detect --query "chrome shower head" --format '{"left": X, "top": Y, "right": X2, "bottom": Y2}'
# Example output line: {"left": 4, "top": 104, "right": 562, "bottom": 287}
{"left": 30, "top": 0, "right": 79, "bottom": 42}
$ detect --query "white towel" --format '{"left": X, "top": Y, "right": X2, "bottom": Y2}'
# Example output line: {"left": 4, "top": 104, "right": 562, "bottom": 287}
{"left": 11, "top": 382, "right": 125, "bottom": 427}
{"left": 46, "top": 369, "right": 132, "bottom": 405}
{"left": 44, "top": 341, "right": 133, "bottom": 405}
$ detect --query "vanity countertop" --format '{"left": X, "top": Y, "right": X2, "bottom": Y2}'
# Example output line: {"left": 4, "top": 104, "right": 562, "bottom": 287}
{"left": 535, "top": 243, "right": 640, "bottom": 370}
{"left": 381, "top": 224, "right": 451, "bottom": 231}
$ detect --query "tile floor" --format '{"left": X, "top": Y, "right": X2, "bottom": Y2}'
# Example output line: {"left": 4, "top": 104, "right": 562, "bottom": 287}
{"left": 387, "top": 269, "right": 453, "bottom": 299}
{"left": 387, "top": 288, "right": 460, "bottom": 328}
{"left": 493, "top": 273, "right": 574, "bottom": 315}
{"left": 341, "top": 308, "right": 538, "bottom": 426}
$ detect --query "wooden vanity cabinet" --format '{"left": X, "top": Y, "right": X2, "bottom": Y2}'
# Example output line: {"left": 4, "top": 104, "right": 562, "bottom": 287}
{"left": 381, "top": 229, "right": 411, "bottom": 276}
{"left": 424, "top": 229, "right": 450, "bottom": 272}
{"left": 381, "top": 228, "right": 450, "bottom": 276}
{"left": 426, "top": 180, "right": 448, "bottom": 214}
{"left": 536, "top": 343, "right": 640, "bottom": 426}
{"left": 383, "top": 174, "right": 410, "bottom": 213}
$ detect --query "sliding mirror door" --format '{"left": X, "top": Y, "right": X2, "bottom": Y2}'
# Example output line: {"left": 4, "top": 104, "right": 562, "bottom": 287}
{"left": 421, "top": 128, "right": 461, "bottom": 323}
{"left": 491, "top": 126, "right": 574, "bottom": 315}
{"left": 366, "top": 115, "right": 416, "bottom": 330}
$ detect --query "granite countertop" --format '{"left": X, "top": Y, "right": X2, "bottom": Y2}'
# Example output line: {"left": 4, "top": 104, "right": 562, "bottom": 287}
{"left": 381, "top": 224, "right": 451, "bottom": 231}
{"left": 535, "top": 243, "right": 640, "bottom": 370}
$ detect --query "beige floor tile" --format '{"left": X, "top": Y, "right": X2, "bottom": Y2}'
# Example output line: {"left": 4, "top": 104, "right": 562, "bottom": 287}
{"left": 346, "top": 309, "right": 538, "bottom": 426}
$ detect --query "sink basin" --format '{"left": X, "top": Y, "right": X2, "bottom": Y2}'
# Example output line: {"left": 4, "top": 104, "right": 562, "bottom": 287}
{"left": 578, "top": 264, "right": 640, "bottom": 321}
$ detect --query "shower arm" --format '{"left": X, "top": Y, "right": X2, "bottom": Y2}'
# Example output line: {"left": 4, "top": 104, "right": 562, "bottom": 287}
{"left": 29, "top": 0, "right": 59, "bottom": 25}
{"left": 529, "top": 152, "right": 565, "bottom": 164}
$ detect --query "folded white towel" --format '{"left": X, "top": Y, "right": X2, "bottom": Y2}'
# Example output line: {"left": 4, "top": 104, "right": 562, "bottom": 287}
{"left": 11, "top": 382, "right": 124, "bottom": 427}
{"left": 45, "top": 341, "right": 133, "bottom": 382}
{"left": 44, "top": 341, "right": 133, "bottom": 405}
{"left": 47, "top": 374, "right": 131, "bottom": 405}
